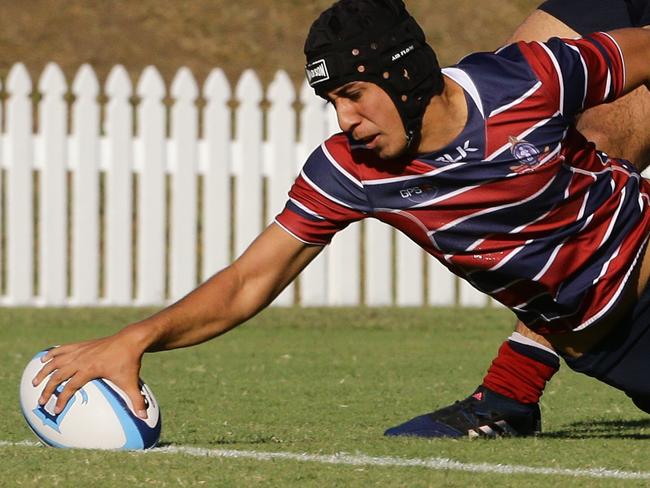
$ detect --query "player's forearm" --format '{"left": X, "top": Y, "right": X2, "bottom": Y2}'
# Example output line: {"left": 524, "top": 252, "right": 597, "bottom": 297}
{"left": 115, "top": 224, "right": 320, "bottom": 355}
{"left": 120, "top": 263, "right": 271, "bottom": 353}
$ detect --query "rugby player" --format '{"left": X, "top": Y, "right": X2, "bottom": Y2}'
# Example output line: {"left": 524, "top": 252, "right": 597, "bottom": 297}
{"left": 440, "top": 0, "right": 650, "bottom": 439}
{"left": 33, "top": 0, "right": 650, "bottom": 438}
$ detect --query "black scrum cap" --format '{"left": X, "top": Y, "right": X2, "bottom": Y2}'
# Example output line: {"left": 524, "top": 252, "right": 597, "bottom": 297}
{"left": 304, "top": 0, "right": 444, "bottom": 146}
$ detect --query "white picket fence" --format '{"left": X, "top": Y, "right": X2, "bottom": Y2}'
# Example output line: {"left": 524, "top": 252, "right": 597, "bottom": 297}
{"left": 0, "top": 62, "right": 491, "bottom": 308}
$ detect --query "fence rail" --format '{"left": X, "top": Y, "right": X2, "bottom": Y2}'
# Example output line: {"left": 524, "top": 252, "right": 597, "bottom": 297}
{"left": 0, "top": 62, "right": 492, "bottom": 308}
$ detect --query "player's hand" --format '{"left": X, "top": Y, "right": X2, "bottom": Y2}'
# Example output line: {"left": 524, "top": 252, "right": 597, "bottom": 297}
{"left": 31, "top": 328, "right": 149, "bottom": 419}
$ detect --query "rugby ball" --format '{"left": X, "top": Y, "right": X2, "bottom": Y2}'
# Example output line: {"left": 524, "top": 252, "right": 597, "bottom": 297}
{"left": 19, "top": 350, "right": 161, "bottom": 450}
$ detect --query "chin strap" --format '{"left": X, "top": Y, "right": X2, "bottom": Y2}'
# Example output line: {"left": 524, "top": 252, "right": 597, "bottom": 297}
{"left": 404, "top": 121, "right": 422, "bottom": 151}
{"left": 405, "top": 131, "right": 415, "bottom": 149}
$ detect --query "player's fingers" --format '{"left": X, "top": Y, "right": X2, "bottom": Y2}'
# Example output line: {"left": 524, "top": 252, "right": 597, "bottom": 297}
{"left": 40, "top": 344, "right": 66, "bottom": 363}
{"left": 124, "top": 381, "right": 148, "bottom": 419}
{"left": 38, "top": 367, "right": 75, "bottom": 406}
{"left": 53, "top": 375, "right": 85, "bottom": 414}
{"left": 31, "top": 358, "right": 59, "bottom": 387}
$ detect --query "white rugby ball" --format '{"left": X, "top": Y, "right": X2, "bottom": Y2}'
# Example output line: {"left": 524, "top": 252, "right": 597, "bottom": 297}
{"left": 19, "top": 350, "right": 161, "bottom": 450}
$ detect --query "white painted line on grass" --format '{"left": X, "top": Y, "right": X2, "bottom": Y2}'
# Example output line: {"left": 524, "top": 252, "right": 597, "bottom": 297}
{"left": 1, "top": 440, "right": 40, "bottom": 448}
{"left": 3, "top": 440, "right": 650, "bottom": 481}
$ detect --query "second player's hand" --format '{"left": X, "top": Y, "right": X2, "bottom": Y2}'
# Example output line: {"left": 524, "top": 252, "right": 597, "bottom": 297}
{"left": 31, "top": 326, "right": 149, "bottom": 419}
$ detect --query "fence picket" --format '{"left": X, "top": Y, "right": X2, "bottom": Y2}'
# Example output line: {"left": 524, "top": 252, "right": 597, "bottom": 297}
{"left": 202, "top": 68, "right": 232, "bottom": 280}
{"left": 396, "top": 233, "right": 424, "bottom": 305}
{"left": 38, "top": 63, "right": 68, "bottom": 305}
{"left": 5, "top": 63, "right": 34, "bottom": 304}
{"left": 104, "top": 65, "right": 134, "bottom": 304}
{"left": 365, "top": 219, "right": 392, "bottom": 305}
{"left": 459, "top": 279, "right": 489, "bottom": 307}
{"left": 267, "top": 70, "right": 296, "bottom": 305}
{"left": 136, "top": 66, "right": 167, "bottom": 304}
{"left": 169, "top": 67, "right": 199, "bottom": 301}
{"left": 233, "top": 70, "right": 264, "bottom": 261}
{"left": 70, "top": 64, "right": 100, "bottom": 304}
{"left": 0, "top": 77, "right": 3, "bottom": 296}
{"left": 328, "top": 223, "right": 361, "bottom": 305}
{"left": 428, "top": 256, "right": 456, "bottom": 306}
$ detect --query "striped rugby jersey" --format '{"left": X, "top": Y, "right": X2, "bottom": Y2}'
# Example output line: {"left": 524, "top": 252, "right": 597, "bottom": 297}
{"left": 276, "top": 33, "right": 650, "bottom": 334}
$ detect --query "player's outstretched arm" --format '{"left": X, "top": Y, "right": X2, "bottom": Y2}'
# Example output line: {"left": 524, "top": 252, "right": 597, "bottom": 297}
{"left": 32, "top": 223, "right": 323, "bottom": 417}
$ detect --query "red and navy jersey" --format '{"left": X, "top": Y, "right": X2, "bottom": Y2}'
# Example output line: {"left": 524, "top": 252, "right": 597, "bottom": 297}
{"left": 276, "top": 33, "right": 650, "bottom": 334}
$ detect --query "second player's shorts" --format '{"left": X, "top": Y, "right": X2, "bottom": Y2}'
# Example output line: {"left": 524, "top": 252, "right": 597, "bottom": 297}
{"left": 539, "top": 0, "right": 650, "bottom": 35}
{"left": 564, "top": 280, "right": 650, "bottom": 399}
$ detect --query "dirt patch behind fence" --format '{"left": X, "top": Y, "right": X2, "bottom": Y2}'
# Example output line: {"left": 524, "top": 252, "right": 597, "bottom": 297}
{"left": 0, "top": 0, "right": 539, "bottom": 89}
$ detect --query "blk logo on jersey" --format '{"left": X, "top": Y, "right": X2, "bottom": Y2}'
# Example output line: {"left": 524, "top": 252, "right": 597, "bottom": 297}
{"left": 306, "top": 59, "right": 330, "bottom": 87}
{"left": 436, "top": 140, "right": 479, "bottom": 164}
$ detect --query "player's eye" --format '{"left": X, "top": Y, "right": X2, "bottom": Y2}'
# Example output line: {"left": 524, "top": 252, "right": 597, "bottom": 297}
{"left": 348, "top": 91, "right": 362, "bottom": 101}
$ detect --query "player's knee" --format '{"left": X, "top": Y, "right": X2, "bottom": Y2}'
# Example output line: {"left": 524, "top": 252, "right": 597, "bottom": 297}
{"left": 579, "top": 124, "right": 650, "bottom": 171}
{"left": 578, "top": 127, "right": 620, "bottom": 156}
{"left": 507, "top": 10, "right": 577, "bottom": 43}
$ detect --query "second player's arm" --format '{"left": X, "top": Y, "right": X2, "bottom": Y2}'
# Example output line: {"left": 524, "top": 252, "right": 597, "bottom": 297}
{"left": 609, "top": 27, "right": 650, "bottom": 94}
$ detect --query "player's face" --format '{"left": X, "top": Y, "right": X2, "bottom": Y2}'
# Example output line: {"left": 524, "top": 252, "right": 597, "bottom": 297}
{"left": 327, "top": 82, "right": 407, "bottom": 159}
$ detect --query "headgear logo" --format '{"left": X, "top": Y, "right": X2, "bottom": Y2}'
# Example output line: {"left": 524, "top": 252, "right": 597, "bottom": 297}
{"left": 391, "top": 44, "right": 415, "bottom": 62}
{"left": 306, "top": 59, "right": 330, "bottom": 86}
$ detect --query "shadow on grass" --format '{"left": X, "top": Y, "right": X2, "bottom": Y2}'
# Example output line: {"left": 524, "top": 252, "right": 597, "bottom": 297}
{"left": 207, "top": 435, "right": 284, "bottom": 446}
{"left": 157, "top": 435, "right": 285, "bottom": 448}
{"left": 541, "top": 418, "right": 650, "bottom": 439}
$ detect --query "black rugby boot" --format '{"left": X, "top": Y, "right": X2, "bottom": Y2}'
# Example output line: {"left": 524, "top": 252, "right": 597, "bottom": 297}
{"left": 384, "top": 386, "right": 541, "bottom": 438}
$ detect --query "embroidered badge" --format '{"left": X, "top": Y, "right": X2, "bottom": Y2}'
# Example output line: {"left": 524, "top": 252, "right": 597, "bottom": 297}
{"left": 508, "top": 136, "right": 550, "bottom": 174}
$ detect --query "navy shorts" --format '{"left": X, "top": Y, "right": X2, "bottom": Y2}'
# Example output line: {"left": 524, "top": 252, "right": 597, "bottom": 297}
{"left": 564, "top": 282, "right": 650, "bottom": 398}
{"left": 539, "top": 0, "right": 650, "bottom": 35}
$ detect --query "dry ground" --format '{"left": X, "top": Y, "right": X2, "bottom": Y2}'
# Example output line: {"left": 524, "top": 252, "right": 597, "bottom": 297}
{"left": 0, "top": 0, "right": 539, "bottom": 89}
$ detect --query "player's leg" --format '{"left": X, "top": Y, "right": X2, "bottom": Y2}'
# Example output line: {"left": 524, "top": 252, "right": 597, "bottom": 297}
{"left": 480, "top": 324, "right": 559, "bottom": 405}
{"left": 482, "top": 1, "right": 650, "bottom": 416}
{"left": 384, "top": 328, "right": 557, "bottom": 438}
{"left": 501, "top": 0, "right": 650, "bottom": 408}
{"left": 563, "top": 282, "right": 650, "bottom": 414}
{"left": 579, "top": 89, "right": 650, "bottom": 170}
{"left": 386, "top": 0, "right": 649, "bottom": 438}
{"left": 473, "top": 0, "right": 650, "bottom": 428}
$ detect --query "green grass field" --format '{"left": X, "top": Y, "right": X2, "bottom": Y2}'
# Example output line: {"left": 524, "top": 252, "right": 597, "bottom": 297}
{"left": 2, "top": 307, "right": 650, "bottom": 487}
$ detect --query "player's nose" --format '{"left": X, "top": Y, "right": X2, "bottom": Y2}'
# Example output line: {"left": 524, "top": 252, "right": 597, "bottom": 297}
{"left": 334, "top": 100, "right": 361, "bottom": 133}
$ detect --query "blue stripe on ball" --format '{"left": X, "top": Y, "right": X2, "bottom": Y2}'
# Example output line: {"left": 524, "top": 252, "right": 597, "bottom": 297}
{"left": 95, "top": 379, "right": 160, "bottom": 449}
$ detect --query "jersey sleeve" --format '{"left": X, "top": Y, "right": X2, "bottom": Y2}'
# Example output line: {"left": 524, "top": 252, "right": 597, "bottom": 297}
{"left": 517, "top": 32, "right": 626, "bottom": 118}
{"left": 274, "top": 135, "right": 369, "bottom": 245}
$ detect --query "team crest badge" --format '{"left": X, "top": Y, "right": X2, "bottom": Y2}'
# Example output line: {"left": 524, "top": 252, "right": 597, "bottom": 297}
{"left": 508, "top": 136, "right": 550, "bottom": 174}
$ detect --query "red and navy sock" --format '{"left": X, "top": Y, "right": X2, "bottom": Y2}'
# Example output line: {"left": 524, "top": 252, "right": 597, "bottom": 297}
{"left": 481, "top": 332, "right": 560, "bottom": 405}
